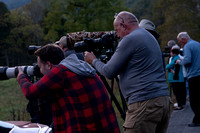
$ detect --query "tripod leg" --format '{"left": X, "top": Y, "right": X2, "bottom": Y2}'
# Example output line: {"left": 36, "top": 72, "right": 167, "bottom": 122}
{"left": 99, "top": 75, "right": 126, "bottom": 120}
{"left": 110, "top": 79, "right": 114, "bottom": 102}
{"left": 115, "top": 77, "right": 127, "bottom": 112}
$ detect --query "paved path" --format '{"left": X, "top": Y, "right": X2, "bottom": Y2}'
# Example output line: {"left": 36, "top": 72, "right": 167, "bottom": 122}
{"left": 167, "top": 101, "right": 200, "bottom": 133}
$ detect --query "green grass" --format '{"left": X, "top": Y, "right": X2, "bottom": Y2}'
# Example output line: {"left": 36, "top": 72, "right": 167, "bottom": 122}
{"left": 0, "top": 78, "right": 30, "bottom": 121}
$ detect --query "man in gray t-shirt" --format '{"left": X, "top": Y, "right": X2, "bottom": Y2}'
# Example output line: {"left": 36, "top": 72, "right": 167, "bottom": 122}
{"left": 84, "top": 11, "right": 171, "bottom": 133}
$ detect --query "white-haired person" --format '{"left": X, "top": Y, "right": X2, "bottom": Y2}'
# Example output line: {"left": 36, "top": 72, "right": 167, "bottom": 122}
{"left": 176, "top": 32, "right": 200, "bottom": 127}
{"left": 166, "top": 45, "right": 186, "bottom": 111}
{"left": 84, "top": 11, "right": 171, "bottom": 133}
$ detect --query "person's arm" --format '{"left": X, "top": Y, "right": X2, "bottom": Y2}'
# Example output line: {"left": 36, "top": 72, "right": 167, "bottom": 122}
{"left": 91, "top": 39, "right": 132, "bottom": 79}
{"left": 17, "top": 66, "right": 63, "bottom": 99}
{"left": 178, "top": 46, "right": 191, "bottom": 66}
{"left": 166, "top": 57, "right": 176, "bottom": 70}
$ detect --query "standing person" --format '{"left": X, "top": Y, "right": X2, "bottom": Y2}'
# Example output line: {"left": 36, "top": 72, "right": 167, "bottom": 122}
{"left": 166, "top": 40, "right": 178, "bottom": 99}
{"left": 56, "top": 35, "right": 84, "bottom": 60}
{"left": 166, "top": 45, "right": 186, "bottom": 111}
{"left": 17, "top": 44, "right": 120, "bottom": 133}
{"left": 176, "top": 32, "right": 200, "bottom": 127}
{"left": 139, "top": 19, "right": 167, "bottom": 75}
{"left": 139, "top": 19, "right": 160, "bottom": 41}
{"left": 167, "top": 40, "right": 177, "bottom": 63}
{"left": 84, "top": 11, "right": 171, "bottom": 133}
{"left": 166, "top": 40, "right": 187, "bottom": 106}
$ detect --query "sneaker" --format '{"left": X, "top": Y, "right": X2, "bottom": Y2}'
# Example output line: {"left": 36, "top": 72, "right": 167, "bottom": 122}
{"left": 174, "top": 103, "right": 178, "bottom": 107}
{"left": 174, "top": 106, "right": 185, "bottom": 111}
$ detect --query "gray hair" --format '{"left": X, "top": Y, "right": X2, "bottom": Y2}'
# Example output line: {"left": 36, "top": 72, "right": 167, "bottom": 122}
{"left": 58, "top": 36, "right": 67, "bottom": 48}
{"left": 177, "top": 32, "right": 190, "bottom": 40}
{"left": 167, "top": 40, "right": 176, "bottom": 48}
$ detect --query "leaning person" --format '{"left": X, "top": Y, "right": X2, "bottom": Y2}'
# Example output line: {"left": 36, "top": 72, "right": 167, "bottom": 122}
{"left": 84, "top": 11, "right": 171, "bottom": 133}
{"left": 176, "top": 32, "right": 200, "bottom": 127}
{"left": 17, "top": 44, "right": 120, "bottom": 133}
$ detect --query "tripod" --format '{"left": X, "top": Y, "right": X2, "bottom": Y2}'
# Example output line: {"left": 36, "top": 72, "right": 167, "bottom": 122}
{"left": 98, "top": 74, "right": 127, "bottom": 120}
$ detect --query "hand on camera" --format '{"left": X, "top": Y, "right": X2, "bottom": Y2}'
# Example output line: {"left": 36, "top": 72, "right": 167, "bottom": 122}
{"left": 84, "top": 51, "right": 96, "bottom": 64}
{"left": 17, "top": 66, "right": 24, "bottom": 78}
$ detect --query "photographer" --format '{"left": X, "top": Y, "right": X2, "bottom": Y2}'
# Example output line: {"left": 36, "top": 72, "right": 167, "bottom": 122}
{"left": 56, "top": 35, "right": 84, "bottom": 60}
{"left": 84, "top": 11, "right": 171, "bottom": 133}
{"left": 17, "top": 44, "right": 120, "bottom": 133}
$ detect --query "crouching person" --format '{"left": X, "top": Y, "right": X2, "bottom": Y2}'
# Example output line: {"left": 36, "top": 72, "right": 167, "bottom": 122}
{"left": 17, "top": 44, "right": 120, "bottom": 133}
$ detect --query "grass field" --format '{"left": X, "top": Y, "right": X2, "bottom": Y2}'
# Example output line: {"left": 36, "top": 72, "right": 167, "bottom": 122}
{"left": 0, "top": 78, "right": 30, "bottom": 121}
{"left": 0, "top": 78, "right": 125, "bottom": 131}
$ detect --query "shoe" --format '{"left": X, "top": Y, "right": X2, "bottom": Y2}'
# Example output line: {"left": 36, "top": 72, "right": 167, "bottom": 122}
{"left": 188, "top": 123, "right": 200, "bottom": 127}
{"left": 174, "top": 106, "right": 184, "bottom": 111}
{"left": 174, "top": 103, "right": 178, "bottom": 107}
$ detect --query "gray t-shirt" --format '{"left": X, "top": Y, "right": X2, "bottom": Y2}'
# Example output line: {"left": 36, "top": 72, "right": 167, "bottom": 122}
{"left": 92, "top": 28, "right": 169, "bottom": 105}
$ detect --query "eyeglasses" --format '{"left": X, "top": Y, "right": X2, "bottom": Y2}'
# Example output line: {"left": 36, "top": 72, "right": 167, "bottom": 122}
{"left": 114, "top": 13, "right": 124, "bottom": 23}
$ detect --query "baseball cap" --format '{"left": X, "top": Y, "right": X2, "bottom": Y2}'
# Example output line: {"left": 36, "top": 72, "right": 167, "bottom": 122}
{"left": 139, "top": 19, "right": 160, "bottom": 39}
{"left": 57, "top": 36, "right": 67, "bottom": 46}
{"left": 139, "top": 19, "right": 156, "bottom": 31}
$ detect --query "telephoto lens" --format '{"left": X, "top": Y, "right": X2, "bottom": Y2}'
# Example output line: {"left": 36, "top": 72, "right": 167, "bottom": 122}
{"left": 28, "top": 45, "right": 42, "bottom": 55}
{"left": 0, "top": 65, "right": 40, "bottom": 80}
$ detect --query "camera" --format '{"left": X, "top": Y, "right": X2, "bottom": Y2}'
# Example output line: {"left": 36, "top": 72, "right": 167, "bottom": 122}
{"left": 28, "top": 45, "right": 42, "bottom": 55}
{"left": 162, "top": 45, "right": 183, "bottom": 57}
{"left": 74, "top": 33, "right": 118, "bottom": 61}
{"left": 162, "top": 46, "right": 171, "bottom": 57}
{"left": 0, "top": 64, "right": 42, "bottom": 80}
{"left": 0, "top": 46, "right": 42, "bottom": 80}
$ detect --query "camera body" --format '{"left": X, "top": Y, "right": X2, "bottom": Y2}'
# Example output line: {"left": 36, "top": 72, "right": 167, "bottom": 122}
{"left": 162, "top": 45, "right": 183, "bottom": 57}
{"left": 162, "top": 46, "right": 171, "bottom": 57}
{"left": 74, "top": 32, "right": 118, "bottom": 61}
{"left": 0, "top": 65, "right": 42, "bottom": 80}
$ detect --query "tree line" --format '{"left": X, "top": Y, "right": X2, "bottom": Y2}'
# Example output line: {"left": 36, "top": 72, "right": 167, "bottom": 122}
{"left": 0, "top": 0, "right": 199, "bottom": 66}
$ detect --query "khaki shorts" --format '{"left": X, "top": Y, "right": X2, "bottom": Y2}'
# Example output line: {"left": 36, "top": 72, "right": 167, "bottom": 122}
{"left": 123, "top": 96, "right": 172, "bottom": 133}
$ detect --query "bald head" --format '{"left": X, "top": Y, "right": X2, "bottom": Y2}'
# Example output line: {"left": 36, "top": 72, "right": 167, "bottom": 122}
{"left": 114, "top": 11, "right": 139, "bottom": 38}
{"left": 114, "top": 11, "right": 138, "bottom": 26}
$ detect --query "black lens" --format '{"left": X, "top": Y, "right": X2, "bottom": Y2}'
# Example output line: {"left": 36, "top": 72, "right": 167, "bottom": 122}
{"left": 28, "top": 45, "right": 42, "bottom": 55}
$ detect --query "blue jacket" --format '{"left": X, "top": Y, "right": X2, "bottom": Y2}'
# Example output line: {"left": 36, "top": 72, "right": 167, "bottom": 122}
{"left": 166, "top": 55, "right": 184, "bottom": 82}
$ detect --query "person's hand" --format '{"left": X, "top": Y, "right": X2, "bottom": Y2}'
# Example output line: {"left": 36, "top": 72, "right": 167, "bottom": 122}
{"left": 176, "top": 59, "right": 180, "bottom": 64}
{"left": 170, "top": 69, "right": 175, "bottom": 74}
{"left": 17, "top": 66, "right": 24, "bottom": 79}
{"left": 84, "top": 51, "right": 96, "bottom": 64}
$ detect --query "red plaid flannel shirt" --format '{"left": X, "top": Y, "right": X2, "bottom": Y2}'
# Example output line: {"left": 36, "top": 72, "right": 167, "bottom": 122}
{"left": 17, "top": 65, "right": 120, "bottom": 133}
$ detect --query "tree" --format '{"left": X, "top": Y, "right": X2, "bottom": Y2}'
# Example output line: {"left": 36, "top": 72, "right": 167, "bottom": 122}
{"left": 0, "top": 2, "right": 12, "bottom": 66}
{"left": 22, "top": 0, "right": 45, "bottom": 24}
{"left": 152, "top": 0, "right": 200, "bottom": 49}
{"left": 0, "top": 2, "right": 11, "bottom": 39}
{"left": 125, "top": 0, "right": 153, "bottom": 20}
{"left": 5, "top": 9, "right": 44, "bottom": 66}
{"left": 42, "top": 0, "right": 129, "bottom": 42}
